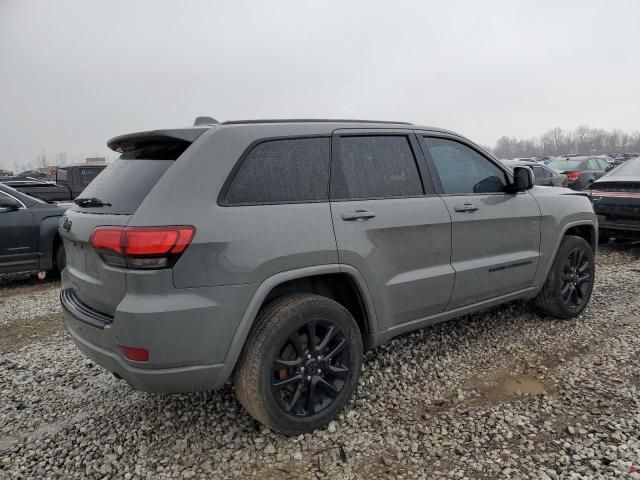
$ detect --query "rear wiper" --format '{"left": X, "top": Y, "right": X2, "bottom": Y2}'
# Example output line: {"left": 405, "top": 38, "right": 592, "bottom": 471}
{"left": 74, "top": 197, "right": 112, "bottom": 208}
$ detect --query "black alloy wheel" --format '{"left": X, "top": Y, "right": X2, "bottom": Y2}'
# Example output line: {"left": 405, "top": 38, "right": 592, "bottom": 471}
{"left": 533, "top": 235, "right": 595, "bottom": 319}
{"left": 234, "top": 294, "right": 363, "bottom": 434}
{"left": 560, "top": 247, "right": 592, "bottom": 310}
{"left": 270, "top": 320, "right": 350, "bottom": 417}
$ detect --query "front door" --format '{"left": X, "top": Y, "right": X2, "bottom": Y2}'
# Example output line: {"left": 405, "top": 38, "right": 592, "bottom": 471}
{"left": 329, "top": 130, "right": 455, "bottom": 331}
{"left": 419, "top": 135, "right": 541, "bottom": 309}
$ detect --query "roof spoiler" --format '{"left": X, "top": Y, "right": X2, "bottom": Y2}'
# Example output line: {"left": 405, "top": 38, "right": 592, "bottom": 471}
{"left": 107, "top": 128, "right": 208, "bottom": 153}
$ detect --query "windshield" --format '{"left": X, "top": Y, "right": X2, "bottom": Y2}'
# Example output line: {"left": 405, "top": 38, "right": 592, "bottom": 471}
{"left": 610, "top": 158, "right": 640, "bottom": 176}
{"left": 547, "top": 159, "right": 583, "bottom": 171}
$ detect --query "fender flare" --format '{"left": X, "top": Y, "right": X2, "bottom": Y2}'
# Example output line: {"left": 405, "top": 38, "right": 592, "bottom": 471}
{"left": 218, "top": 264, "right": 377, "bottom": 383}
{"left": 541, "top": 220, "right": 597, "bottom": 281}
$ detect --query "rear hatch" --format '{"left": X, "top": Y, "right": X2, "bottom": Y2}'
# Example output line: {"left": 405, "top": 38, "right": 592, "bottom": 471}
{"left": 60, "top": 128, "right": 206, "bottom": 316}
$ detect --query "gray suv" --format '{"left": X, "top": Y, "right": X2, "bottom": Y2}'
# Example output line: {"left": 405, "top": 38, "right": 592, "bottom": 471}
{"left": 60, "top": 119, "right": 597, "bottom": 434}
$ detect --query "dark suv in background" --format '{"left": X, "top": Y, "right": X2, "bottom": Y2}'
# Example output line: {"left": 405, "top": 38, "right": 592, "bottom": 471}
{"left": 60, "top": 118, "right": 597, "bottom": 433}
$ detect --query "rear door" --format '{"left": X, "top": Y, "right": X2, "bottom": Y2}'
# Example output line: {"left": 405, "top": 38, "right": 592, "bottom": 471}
{"left": 0, "top": 190, "right": 38, "bottom": 268}
{"left": 329, "top": 130, "right": 454, "bottom": 330}
{"left": 419, "top": 135, "right": 541, "bottom": 309}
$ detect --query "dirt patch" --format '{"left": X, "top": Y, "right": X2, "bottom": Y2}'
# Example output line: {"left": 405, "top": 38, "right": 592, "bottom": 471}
{"left": 354, "top": 449, "right": 410, "bottom": 479}
{"left": 498, "top": 375, "right": 545, "bottom": 396}
{"left": 0, "top": 313, "right": 64, "bottom": 352}
{"left": 538, "top": 344, "right": 591, "bottom": 370}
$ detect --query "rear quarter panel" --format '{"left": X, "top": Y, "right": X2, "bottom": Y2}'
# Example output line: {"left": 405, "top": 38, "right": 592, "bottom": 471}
{"left": 129, "top": 125, "right": 339, "bottom": 289}
{"left": 529, "top": 187, "right": 597, "bottom": 286}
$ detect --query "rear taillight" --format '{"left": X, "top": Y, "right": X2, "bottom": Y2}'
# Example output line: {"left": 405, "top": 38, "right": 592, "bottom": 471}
{"left": 565, "top": 171, "right": 581, "bottom": 182}
{"left": 90, "top": 226, "right": 196, "bottom": 269}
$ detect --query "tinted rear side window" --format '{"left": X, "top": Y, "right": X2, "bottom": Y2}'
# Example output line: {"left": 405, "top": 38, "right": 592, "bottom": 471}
{"left": 224, "top": 137, "right": 330, "bottom": 205}
{"left": 332, "top": 136, "right": 423, "bottom": 200}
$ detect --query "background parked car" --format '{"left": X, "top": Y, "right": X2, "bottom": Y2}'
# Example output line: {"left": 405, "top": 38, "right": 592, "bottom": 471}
{"left": 2, "top": 164, "right": 106, "bottom": 201}
{"left": 502, "top": 160, "right": 567, "bottom": 187}
{"left": 17, "top": 169, "right": 49, "bottom": 179}
{"left": 0, "top": 183, "right": 67, "bottom": 274}
{"left": 589, "top": 157, "right": 640, "bottom": 241}
{"left": 546, "top": 156, "right": 612, "bottom": 190}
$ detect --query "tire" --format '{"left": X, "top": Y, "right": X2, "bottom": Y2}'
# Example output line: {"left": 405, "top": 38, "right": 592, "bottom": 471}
{"left": 53, "top": 243, "right": 66, "bottom": 274}
{"left": 234, "top": 293, "right": 363, "bottom": 434}
{"left": 533, "top": 235, "right": 595, "bottom": 319}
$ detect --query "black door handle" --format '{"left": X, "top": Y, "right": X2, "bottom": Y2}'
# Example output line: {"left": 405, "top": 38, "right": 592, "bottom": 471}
{"left": 341, "top": 210, "right": 376, "bottom": 221}
{"left": 454, "top": 203, "right": 479, "bottom": 213}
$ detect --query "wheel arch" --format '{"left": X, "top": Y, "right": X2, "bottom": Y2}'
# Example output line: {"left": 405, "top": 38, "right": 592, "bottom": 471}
{"left": 539, "top": 221, "right": 597, "bottom": 284}
{"left": 563, "top": 223, "right": 597, "bottom": 252}
{"left": 220, "top": 265, "right": 377, "bottom": 383}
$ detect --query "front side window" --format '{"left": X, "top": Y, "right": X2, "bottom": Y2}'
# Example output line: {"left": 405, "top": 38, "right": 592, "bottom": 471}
{"left": 331, "top": 136, "right": 423, "bottom": 200}
{"left": 423, "top": 137, "right": 507, "bottom": 194}
{"left": 225, "top": 137, "right": 330, "bottom": 205}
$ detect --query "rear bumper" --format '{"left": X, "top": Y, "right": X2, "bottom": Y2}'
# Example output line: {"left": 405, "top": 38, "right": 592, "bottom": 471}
{"left": 60, "top": 269, "right": 256, "bottom": 393}
{"left": 64, "top": 312, "right": 227, "bottom": 392}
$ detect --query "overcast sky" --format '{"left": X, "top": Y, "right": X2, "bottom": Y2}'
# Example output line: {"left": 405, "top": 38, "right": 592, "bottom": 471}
{"left": 1, "top": 0, "right": 639, "bottom": 169}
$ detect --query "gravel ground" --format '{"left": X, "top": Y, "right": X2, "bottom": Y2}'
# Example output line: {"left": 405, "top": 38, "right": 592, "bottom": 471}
{"left": 1, "top": 246, "right": 639, "bottom": 480}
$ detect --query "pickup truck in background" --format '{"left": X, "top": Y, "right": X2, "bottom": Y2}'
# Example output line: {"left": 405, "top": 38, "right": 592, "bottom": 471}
{"left": 0, "top": 164, "right": 106, "bottom": 202}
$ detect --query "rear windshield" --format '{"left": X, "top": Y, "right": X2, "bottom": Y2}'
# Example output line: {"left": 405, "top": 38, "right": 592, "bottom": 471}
{"left": 75, "top": 159, "right": 173, "bottom": 214}
{"left": 547, "top": 159, "right": 583, "bottom": 171}
{"left": 74, "top": 141, "right": 189, "bottom": 214}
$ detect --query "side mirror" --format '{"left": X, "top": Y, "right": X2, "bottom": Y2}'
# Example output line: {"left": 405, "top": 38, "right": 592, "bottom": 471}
{"left": 510, "top": 166, "right": 534, "bottom": 192}
{"left": 0, "top": 196, "right": 21, "bottom": 210}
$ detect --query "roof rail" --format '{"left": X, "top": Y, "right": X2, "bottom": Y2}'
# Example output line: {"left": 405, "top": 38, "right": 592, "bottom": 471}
{"left": 220, "top": 118, "right": 413, "bottom": 125}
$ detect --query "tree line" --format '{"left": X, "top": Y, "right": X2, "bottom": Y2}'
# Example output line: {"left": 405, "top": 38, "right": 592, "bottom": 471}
{"left": 491, "top": 126, "right": 640, "bottom": 159}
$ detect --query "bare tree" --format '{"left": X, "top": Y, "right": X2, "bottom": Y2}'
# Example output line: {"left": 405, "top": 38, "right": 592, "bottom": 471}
{"left": 491, "top": 126, "right": 640, "bottom": 158}
{"left": 55, "top": 152, "right": 69, "bottom": 166}
{"left": 36, "top": 150, "right": 49, "bottom": 168}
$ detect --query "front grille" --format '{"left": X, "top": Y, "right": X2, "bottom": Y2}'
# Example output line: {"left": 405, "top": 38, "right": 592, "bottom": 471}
{"left": 60, "top": 289, "right": 113, "bottom": 329}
